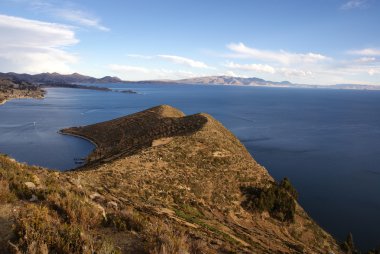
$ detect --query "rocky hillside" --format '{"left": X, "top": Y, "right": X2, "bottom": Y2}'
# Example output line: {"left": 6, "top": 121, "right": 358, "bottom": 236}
{"left": 0, "top": 105, "right": 345, "bottom": 253}
{"left": 0, "top": 78, "right": 44, "bottom": 104}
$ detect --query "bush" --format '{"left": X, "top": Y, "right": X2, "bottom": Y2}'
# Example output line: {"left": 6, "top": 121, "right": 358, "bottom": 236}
{"left": 241, "top": 178, "right": 298, "bottom": 222}
{"left": 104, "top": 210, "right": 145, "bottom": 232}
{"left": 47, "top": 191, "right": 103, "bottom": 228}
{"left": 145, "top": 222, "right": 190, "bottom": 254}
{"left": 0, "top": 179, "right": 16, "bottom": 203}
{"left": 12, "top": 204, "right": 91, "bottom": 254}
{"left": 341, "top": 232, "right": 360, "bottom": 254}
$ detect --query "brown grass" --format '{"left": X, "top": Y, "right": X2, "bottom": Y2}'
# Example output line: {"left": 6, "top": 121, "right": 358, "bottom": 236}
{"left": 12, "top": 204, "right": 91, "bottom": 254}
{"left": 47, "top": 191, "right": 103, "bottom": 228}
{"left": 145, "top": 222, "right": 191, "bottom": 254}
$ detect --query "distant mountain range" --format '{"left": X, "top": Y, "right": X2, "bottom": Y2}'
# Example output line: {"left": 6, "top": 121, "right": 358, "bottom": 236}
{"left": 0, "top": 72, "right": 379, "bottom": 90}
{"left": 168, "top": 76, "right": 379, "bottom": 90}
{"left": 0, "top": 72, "right": 123, "bottom": 84}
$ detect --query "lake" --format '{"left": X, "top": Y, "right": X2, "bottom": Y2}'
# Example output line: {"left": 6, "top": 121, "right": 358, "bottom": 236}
{"left": 1, "top": 83, "right": 380, "bottom": 250}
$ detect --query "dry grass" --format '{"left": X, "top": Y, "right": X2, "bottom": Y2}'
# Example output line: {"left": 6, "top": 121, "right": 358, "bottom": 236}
{"left": 12, "top": 204, "right": 91, "bottom": 254}
{"left": 0, "top": 105, "right": 345, "bottom": 254}
{"left": 47, "top": 191, "right": 103, "bottom": 228}
{"left": 0, "top": 179, "right": 16, "bottom": 203}
{"left": 145, "top": 222, "right": 190, "bottom": 254}
{"left": 104, "top": 209, "right": 145, "bottom": 232}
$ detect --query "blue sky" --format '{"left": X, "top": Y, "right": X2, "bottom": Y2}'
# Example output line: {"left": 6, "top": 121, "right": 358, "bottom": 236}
{"left": 0, "top": 0, "right": 379, "bottom": 85}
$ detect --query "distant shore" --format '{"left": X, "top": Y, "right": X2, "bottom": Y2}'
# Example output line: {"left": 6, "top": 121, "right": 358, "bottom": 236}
{"left": 0, "top": 94, "right": 44, "bottom": 106}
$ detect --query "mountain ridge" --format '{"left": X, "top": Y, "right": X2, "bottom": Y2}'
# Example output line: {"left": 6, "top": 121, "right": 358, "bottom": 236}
{"left": 0, "top": 72, "right": 123, "bottom": 84}
{"left": 1, "top": 71, "right": 379, "bottom": 90}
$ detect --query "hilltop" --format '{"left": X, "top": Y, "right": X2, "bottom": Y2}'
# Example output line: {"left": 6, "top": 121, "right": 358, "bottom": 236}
{"left": 0, "top": 105, "right": 347, "bottom": 253}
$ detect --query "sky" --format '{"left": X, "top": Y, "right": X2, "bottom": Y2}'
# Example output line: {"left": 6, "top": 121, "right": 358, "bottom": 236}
{"left": 0, "top": 0, "right": 380, "bottom": 85}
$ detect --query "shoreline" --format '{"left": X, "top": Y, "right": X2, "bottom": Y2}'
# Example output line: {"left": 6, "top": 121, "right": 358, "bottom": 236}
{"left": 58, "top": 130, "right": 100, "bottom": 169}
{"left": 58, "top": 130, "right": 99, "bottom": 149}
{"left": 0, "top": 94, "right": 45, "bottom": 106}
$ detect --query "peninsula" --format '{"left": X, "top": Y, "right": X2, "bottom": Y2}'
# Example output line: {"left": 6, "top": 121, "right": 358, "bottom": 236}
{"left": 0, "top": 105, "right": 351, "bottom": 253}
{"left": 0, "top": 78, "right": 44, "bottom": 105}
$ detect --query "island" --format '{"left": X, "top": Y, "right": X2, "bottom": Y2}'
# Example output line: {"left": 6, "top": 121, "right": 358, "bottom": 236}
{"left": 0, "top": 105, "right": 357, "bottom": 253}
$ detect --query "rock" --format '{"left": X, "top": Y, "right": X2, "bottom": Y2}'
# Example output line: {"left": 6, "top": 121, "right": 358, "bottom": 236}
{"left": 24, "top": 182, "right": 36, "bottom": 189}
{"left": 89, "top": 192, "right": 103, "bottom": 200}
{"left": 94, "top": 204, "right": 106, "bottom": 220}
{"left": 32, "top": 175, "right": 40, "bottom": 185}
{"left": 29, "top": 195, "right": 38, "bottom": 202}
{"left": 107, "top": 201, "right": 118, "bottom": 209}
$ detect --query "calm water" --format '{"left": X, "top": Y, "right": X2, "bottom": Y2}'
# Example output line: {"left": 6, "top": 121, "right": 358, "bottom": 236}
{"left": 1, "top": 84, "right": 380, "bottom": 250}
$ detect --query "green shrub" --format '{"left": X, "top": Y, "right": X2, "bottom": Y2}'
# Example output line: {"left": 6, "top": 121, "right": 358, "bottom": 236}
{"left": 241, "top": 178, "right": 298, "bottom": 222}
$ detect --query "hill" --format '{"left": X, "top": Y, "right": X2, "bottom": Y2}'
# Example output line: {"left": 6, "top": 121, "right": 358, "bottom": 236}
{"left": 0, "top": 72, "right": 123, "bottom": 84}
{"left": 0, "top": 78, "right": 44, "bottom": 104}
{"left": 176, "top": 76, "right": 295, "bottom": 87}
{"left": 0, "top": 105, "right": 347, "bottom": 253}
{"left": 2, "top": 72, "right": 379, "bottom": 90}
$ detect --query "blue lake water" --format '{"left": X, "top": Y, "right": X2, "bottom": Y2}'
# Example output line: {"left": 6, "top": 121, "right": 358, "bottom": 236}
{"left": 1, "top": 84, "right": 380, "bottom": 250}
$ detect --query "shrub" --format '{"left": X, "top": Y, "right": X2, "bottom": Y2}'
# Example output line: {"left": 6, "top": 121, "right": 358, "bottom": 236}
{"left": 104, "top": 209, "right": 145, "bottom": 232}
{"left": 341, "top": 232, "right": 360, "bottom": 254}
{"left": 241, "top": 178, "right": 298, "bottom": 222}
{"left": 0, "top": 179, "right": 16, "bottom": 203}
{"left": 47, "top": 191, "right": 103, "bottom": 228}
{"left": 12, "top": 204, "right": 92, "bottom": 254}
{"left": 145, "top": 222, "right": 190, "bottom": 254}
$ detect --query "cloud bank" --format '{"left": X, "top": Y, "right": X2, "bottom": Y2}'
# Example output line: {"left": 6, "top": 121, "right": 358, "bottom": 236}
{"left": 227, "top": 42, "right": 329, "bottom": 65}
{"left": 0, "top": 14, "right": 78, "bottom": 73}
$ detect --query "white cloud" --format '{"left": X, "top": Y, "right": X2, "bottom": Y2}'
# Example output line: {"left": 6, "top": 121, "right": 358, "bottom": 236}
{"left": 349, "top": 48, "right": 380, "bottom": 56}
{"left": 221, "top": 71, "right": 240, "bottom": 77}
{"left": 157, "top": 55, "right": 211, "bottom": 69}
{"left": 368, "top": 69, "right": 378, "bottom": 76}
{"left": 341, "top": 0, "right": 369, "bottom": 10}
{"left": 279, "top": 68, "right": 313, "bottom": 77}
{"left": 225, "top": 61, "right": 276, "bottom": 74}
{"left": 108, "top": 64, "right": 197, "bottom": 80}
{"left": 9, "top": 0, "right": 109, "bottom": 31}
{"left": 224, "top": 61, "right": 313, "bottom": 78}
{"left": 0, "top": 14, "right": 78, "bottom": 73}
{"left": 355, "top": 57, "right": 377, "bottom": 63}
{"left": 55, "top": 9, "right": 109, "bottom": 31}
{"left": 227, "top": 42, "right": 329, "bottom": 65}
{"left": 126, "top": 54, "right": 213, "bottom": 69}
